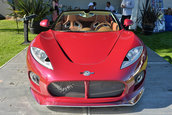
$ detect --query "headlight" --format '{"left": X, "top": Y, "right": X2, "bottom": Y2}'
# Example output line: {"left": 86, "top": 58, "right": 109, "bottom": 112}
{"left": 30, "top": 47, "right": 53, "bottom": 70}
{"left": 121, "top": 46, "right": 143, "bottom": 69}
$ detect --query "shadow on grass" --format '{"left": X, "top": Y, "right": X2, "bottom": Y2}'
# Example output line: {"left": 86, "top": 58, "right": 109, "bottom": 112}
{"left": 163, "top": 56, "right": 172, "bottom": 64}
{"left": 0, "top": 28, "right": 24, "bottom": 32}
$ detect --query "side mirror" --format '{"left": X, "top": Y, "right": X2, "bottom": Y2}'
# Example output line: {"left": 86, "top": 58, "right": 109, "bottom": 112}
{"left": 124, "top": 19, "right": 133, "bottom": 27}
{"left": 40, "top": 19, "right": 49, "bottom": 28}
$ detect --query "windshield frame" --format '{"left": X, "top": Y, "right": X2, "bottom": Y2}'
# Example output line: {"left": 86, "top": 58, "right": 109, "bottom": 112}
{"left": 51, "top": 10, "right": 122, "bottom": 32}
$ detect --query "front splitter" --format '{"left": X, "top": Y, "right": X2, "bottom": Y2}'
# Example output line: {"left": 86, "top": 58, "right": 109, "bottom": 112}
{"left": 30, "top": 87, "right": 144, "bottom": 107}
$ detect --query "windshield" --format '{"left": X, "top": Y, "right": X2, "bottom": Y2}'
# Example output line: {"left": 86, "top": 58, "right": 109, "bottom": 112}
{"left": 53, "top": 11, "right": 120, "bottom": 32}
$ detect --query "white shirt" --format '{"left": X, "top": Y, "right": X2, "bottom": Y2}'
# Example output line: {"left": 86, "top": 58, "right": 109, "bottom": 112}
{"left": 105, "top": 5, "right": 115, "bottom": 12}
{"left": 121, "top": 0, "right": 134, "bottom": 16}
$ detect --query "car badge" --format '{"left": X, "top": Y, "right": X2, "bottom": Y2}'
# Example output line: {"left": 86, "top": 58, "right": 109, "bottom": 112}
{"left": 80, "top": 71, "right": 95, "bottom": 76}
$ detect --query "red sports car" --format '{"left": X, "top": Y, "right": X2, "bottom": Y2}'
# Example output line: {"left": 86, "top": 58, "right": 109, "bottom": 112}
{"left": 27, "top": 10, "right": 148, "bottom": 107}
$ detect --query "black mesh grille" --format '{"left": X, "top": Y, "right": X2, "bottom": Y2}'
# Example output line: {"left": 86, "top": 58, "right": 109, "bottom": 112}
{"left": 48, "top": 81, "right": 125, "bottom": 98}
{"left": 48, "top": 81, "right": 85, "bottom": 97}
{"left": 88, "top": 81, "right": 125, "bottom": 98}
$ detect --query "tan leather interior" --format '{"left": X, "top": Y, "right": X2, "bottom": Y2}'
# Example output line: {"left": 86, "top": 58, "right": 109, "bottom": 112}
{"left": 95, "top": 22, "right": 111, "bottom": 31}
{"left": 55, "top": 22, "right": 61, "bottom": 30}
{"left": 56, "top": 14, "right": 119, "bottom": 32}
{"left": 66, "top": 15, "right": 77, "bottom": 22}
{"left": 112, "top": 22, "right": 119, "bottom": 31}
{"left": 95, "top": 15, "right": 108, "bottom": 23}
{"left": 81, "top": 27, "right": 91, "bottom": 31}
{"left": 97, "top": 26, "right": 112, "bottom": 32}
{"left": 77, "top": 15, "right": 96, "bottom": 22}
{"left": 91, "top": 15, "right": 109, "bottom": 29}
{"left": 63, "top": 15, "right": 82, "bottom": 31}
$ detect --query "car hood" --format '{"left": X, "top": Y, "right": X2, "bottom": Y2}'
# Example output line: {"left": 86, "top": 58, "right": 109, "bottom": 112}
{"left": 30, "top": 30, "right": 144, "bottom": 81}
{"left": 52, "top": 31, "right": 122, "bottom": 65}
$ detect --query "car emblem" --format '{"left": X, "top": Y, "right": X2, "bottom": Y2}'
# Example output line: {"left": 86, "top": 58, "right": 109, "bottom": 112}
{"left": 80, "top": 71, "right": 95, "bottom": 76}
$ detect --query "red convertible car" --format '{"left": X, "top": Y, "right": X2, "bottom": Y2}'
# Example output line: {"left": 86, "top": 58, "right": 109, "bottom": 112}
{"left": 27, "top": 10, "right": 148, "bottom": 107}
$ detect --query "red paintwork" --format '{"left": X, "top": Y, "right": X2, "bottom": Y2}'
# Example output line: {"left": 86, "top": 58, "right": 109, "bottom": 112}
{"left": 27, "top": 27, "right": 147, "bottom": 106}
{"left": 54, "top": 31, "right": 120, "bottom": 64}
{"left": 40, "top": 19, "right": 49, "bottom": 28}
{"left": 124, "top": 19, "right": 134, "bottom": 27}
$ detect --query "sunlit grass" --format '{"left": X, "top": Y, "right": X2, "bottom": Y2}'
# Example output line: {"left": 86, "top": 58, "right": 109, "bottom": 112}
{"left": 136, "top": 31, "right": 172, "bottom": 64}
{"left": 0, "top": 20, "right": 37, "bottom": 66}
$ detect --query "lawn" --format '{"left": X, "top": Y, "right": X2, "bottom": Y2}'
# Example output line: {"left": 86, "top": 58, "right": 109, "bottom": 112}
{"left": 136, "top": 31, "right": 172, "bottom": 64}
{"left": 0, "top": 20, "right": 37, "bottom": 66}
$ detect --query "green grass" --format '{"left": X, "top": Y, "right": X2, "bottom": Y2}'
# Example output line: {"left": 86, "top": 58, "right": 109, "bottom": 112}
{"left": 136, "top": 31, "right": 172, "bottom": 64}
{"left": 0, "top": 20, "right": 37, "bottom": 66}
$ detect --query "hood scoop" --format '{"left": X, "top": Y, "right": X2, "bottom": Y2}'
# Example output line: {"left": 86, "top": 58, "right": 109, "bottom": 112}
{"left": 53, "top": 31, "right": 120, "bottom": 65}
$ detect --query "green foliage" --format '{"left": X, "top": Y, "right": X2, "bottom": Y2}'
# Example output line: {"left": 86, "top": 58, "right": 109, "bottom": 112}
{"left": 0, "top": 20, "right": 37, "bottom": 66}
{"left": 137, "top": 0, "right": 161, "bottom": 27}
{"left": 163, "top": 56, "right": 172, "bottom": 64}
{"left": 8, "top": 0, "right": 52, "bottom": 22}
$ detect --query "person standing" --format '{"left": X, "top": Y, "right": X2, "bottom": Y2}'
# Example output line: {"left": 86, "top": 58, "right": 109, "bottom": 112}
{"left": 121, "top": 0, "right": 135, "bottom": 30}
{"left": 52, "top": 0, "right": 59, "bottom": 22}
{"left": 88, "top": 2, "right": 94, "bottom": 10}
{"left": 93, "top": 2, "right": 97, "bottom": 10}
{"left": 105, "top": 2, "right": 115, "bottom": 12}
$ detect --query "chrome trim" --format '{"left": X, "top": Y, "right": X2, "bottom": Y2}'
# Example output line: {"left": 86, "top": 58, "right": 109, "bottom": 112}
{"left": 80, "top": 71, "right": 95, "bottom": 76}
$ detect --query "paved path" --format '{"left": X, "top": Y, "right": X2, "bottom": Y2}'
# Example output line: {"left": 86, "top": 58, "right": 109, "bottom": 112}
{"left": 0, "top": 47, "right": 172, "bottom": 115}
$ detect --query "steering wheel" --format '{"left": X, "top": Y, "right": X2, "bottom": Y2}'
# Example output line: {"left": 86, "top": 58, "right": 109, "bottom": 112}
{"left": 95, "top": 22, "right": 111, "bottom": 31}
{"left": 91, "top": 21, "right": 100, "bottom": 30}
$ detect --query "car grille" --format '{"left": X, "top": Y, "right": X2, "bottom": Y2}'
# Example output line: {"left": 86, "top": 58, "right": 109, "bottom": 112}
{"left": 48, "top": 81, "right": 125, "bottom": 98}
{"left": 88, "top": 81, "right": 125, "bottom": 98}
{"left": 48, "top": 81, "right": 85, "bottom": 97}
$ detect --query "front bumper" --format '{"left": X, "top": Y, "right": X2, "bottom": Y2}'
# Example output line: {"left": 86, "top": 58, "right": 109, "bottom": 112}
{"left": 27, "top": 44, "right": 148, "bottom": 107}
{"left": 30, "top": 87, "right": 144, "bottom": 107}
